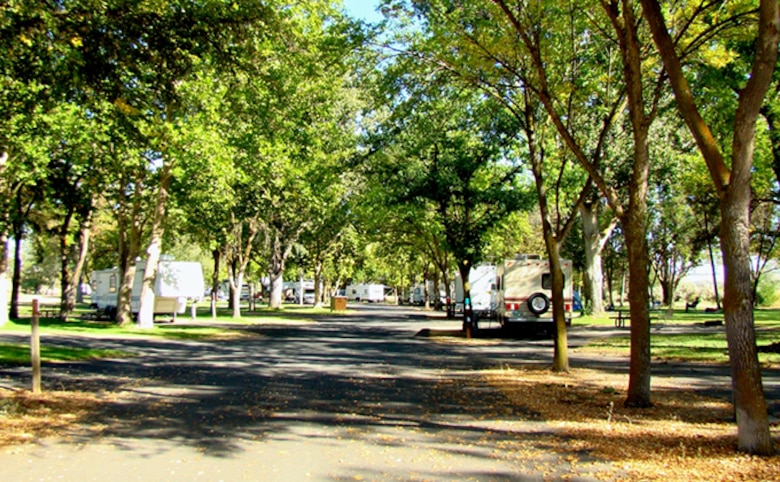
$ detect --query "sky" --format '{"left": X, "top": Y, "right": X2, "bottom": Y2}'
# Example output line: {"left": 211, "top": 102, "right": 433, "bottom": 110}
{"left": 341, "top": 0, "right": 383, "bottom": 24}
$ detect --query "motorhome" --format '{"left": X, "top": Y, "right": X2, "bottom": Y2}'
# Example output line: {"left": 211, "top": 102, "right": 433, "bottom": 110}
{"left": 494, "top": 255, "right": 573, "bottom": 331}
{"left": 454, "top": 263, "right": 497, "bottom": 316}
{"left": 409, "top": 281, "right": 447, "bottom": 307}
{"left": 283, "top": 280, "right": 316, "bottom": 304}
{"left": 346, "top": 283, "right": 385, "bottom": 303}
{"left": 91, "top": 259, "right": 204, "bottom": 319}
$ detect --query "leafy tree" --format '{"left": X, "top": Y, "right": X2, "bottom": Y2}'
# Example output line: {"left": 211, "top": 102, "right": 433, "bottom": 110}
{"left": 367, "top": 56, "right": 533, "bottom": 335}
{"left": 646, "top": 122, "right": 706, "bottom": 307}
{"left": 641, "top": 0, "right": 779, "bottom": 454}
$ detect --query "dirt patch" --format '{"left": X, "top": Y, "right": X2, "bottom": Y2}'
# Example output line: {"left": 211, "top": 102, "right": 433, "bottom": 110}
{"left": 484, "top": 366, "right": 780, "bottom": 481}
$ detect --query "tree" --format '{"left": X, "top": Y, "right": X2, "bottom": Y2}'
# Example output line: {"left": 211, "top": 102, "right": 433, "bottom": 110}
{"left": 640, "top": 0, "right": 779, "bottom": 454}
{"left": 367, "top": 55, "right": 533, "bottom": 335}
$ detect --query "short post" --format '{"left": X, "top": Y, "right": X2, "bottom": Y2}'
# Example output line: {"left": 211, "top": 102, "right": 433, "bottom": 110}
{"left": 31, "top": 299, "right": 42, "bottom": 394}
{"left": 191, "top": 300, "right": 197, "bottom": 321}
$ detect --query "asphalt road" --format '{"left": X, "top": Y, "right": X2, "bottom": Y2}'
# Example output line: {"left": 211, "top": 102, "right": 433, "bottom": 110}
{"left": 0, "top": 304, "right": 777, "bottom": 481}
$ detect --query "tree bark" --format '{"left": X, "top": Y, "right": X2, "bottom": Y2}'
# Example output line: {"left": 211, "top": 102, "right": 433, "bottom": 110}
{"left": 0, "top": 232, "right": 8, "bottom": 326}
{"left": 10, "top": 216, "right": 23, "bottom": 319}
{"left": 314, "top": 259, "right": 324, "bottom": 308}
{"left": 268, "top": 231, "right": 293, "bottom": 309}
{"left": 62, "top": 209, "right": 92, "bottom": 318}
{"left": 580, "top": 201, "right": 614, "bottom": 315}
{"left": 57, "top": 204, "right": 76, "bottom": 320}
{"left": 606, "top": 0, "right": 653, "bottom": 407}
{"left": 116, "top": 169, "right": 144, "bottom": 326}
{"left": 640, "top": 0, "right": 778, "bottom": 454}
{"left": 137, "top": 161, "right": 173, "bottom": 328}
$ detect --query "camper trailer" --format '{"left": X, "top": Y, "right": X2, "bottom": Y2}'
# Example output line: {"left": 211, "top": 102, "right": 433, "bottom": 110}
{"left": 454, "top": 264, "right": 497, "bottom": 316}
{"left": 346, "top": 283, "right": 385, "bottom": 303}
{"left": 409, "top": 281, "right": 447, "bottom": 307}
{"left": 495, "top": 255, "right": 573, "bottom": 331}
{"left": 91, "top": 259, "right": 204, "bottom": 319}
{"left": 283, "top": 280, "right": 317, "bottom": 304}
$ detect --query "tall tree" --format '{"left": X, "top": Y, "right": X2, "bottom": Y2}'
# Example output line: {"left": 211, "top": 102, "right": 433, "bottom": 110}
{"left": 640, "top": 0, "right": 779, "bottom": 454}
{"left": 367, "top": 57, "right": 533, "bottom": 335}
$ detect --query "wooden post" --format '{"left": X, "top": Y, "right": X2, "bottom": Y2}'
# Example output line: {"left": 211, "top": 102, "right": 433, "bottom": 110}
{"left": 31, "top": 299, "right": 42, "bottom": 394}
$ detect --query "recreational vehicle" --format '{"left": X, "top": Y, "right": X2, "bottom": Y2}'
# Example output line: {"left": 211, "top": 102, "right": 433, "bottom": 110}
{"left": 495, "top": 255, "right": 573, "bottom": 331}
{"left": 346, "top": 283, "right": 386, "bottom": 303}
{"left": 91, "top": 259, "right": 204, "bottom": 319}
{"left": 454, "top": 263, "right": 497, "bottom": 316}
{"left": 283, "top": 280, "right": 317, "bottom": 304}
{"left": 409, "top": 282, "right": 447, "bottom": 307}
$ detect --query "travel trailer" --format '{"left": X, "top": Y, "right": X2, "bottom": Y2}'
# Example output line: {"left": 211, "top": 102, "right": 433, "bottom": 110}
{"left": 283, "top": 280, "right": 317, "bottom": 304}
{"left": 409, "top": 282, "right": 447, "bottom": 307}
{"left": 91, "top": 259, "right": 204, "bottom": 319}
{"left": 454, "top": 263, "right": 497, "bottom": 316}
{"left": 346, "top": 283, "right": 386, "bottom": 303}
{"left": 494, "top": 255, "right": 573, "bottom": 331}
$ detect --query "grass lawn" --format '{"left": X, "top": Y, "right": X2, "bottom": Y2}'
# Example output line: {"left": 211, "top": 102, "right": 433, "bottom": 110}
{"left": 575, "top": 307, "right": 780, "bottom": 364}
{"left": 0, "top": 343, "right": 131, "bottom": 365}
{"left": 0, "top": 302, "right": 341, "bottom": 362}
{"left": 1, "top": 301, "right": 335, "bottom": 338}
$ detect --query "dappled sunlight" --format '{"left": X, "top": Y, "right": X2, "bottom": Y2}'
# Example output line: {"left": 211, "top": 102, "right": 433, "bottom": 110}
{"left": 485, "top": 367, "right": 780, "bottom": 481}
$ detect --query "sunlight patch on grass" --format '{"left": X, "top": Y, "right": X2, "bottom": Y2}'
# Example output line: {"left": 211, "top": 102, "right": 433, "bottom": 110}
{"left": 0, "top": 343, "right": 133, "bottom": 365}
{"left": 577, "top": 331, "right": 780, "bottom": 365}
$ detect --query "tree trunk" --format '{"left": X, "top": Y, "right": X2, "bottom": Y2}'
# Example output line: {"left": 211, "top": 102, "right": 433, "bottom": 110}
{"left": 660, "top": 278, "right": 673, "bottom": 307}
{"left": 116, "top": 170, "right": 144, "bottom": 326}
{"left": 268, "top": 233, "right": 288, "bottom": 309}
{"left": 580, "top": 201, "right": 613, "bottom": 315}
{"left": 10, "top": 218, "right": 23, "bottom": 319}
{"left": 0, "top": 232, "right": 8, "bottom": 326}
{"left": 641, "top": 0, "right": 777, "bottom": 453}
{"left": 211, "top": 249, "right": 221, "bottom": 319}
{"left": 458, "top": 261, "right": 475, "bottom": 338}
{"left": 546, "top": 242, "right": 569, "bottom": 373}
{"left": 57, "top": 205, "right": 76, "bottom": 320}
{"left": 721, "top": 188, "right": 773, "bottom": 453}
{"left": 63, "top": 212, "right": 92, "bottom": 318}
{"left": 137, "top": 162, "right": 173, "bottom": 328}
{"left": 623, "top": 206, "right": 652, "bottom": 407}
{"left": 314, "top": 260, "right": 324, "bottom": 308}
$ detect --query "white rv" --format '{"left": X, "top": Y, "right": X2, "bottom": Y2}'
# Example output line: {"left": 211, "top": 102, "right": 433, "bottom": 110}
{"left": 283, "top": 280, "right": 316, "bottom": 304}
{"left": 409, "top": 281, "right": 449, "bottom": 307}
{"left": 91, "top": 259, "right": 204, "bottom": 318}
{"left": 346, "top": 283, "right": 385, "bottom": 303}
{"left": 495, "top": 255, "right": 573, "bottom": 330}
{"left": 454, "top": 263, "right": 497, "bottom": 316}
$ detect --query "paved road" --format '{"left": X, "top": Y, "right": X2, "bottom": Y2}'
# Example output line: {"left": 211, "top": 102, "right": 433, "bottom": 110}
{"left": 0, "top": 304, "right": 777, "bottom": 481}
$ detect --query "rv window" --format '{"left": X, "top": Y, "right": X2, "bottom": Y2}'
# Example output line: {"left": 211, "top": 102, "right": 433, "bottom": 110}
{"left": 542, "top": 273, "right": 565, "bottom": 290}
{"left": 109, "top": 274, "right": 117, "bottom": 293}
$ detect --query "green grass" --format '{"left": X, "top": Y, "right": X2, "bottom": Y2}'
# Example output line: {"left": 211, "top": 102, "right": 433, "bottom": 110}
{"left": 0, "top": 302, "right": 331, "bottom": 340}
{"left": 0, "top": 342, "right": 132, "bottom": 365}
{"left": 577, "top": 307, "right": 780, "bottom": 328}
{"left": 579, "top": 325, "right": 780, "bottom": 364}
{"left": 573, "top": 307, "right": 780, "bottom": 364}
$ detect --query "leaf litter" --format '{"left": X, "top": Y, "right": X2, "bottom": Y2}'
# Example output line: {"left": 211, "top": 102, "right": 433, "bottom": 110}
{"left": 484, "top": 366, "right": 780, "bottom": 481}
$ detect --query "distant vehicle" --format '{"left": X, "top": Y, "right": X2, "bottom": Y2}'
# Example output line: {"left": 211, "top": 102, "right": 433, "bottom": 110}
{"left": 409, "top": 282, "right": 447, "bottom": 307}
{"left": 346, "top": 283, "right": 385, "bottom": 303}
{"left": 494, "top": 255, "right": 573, "bottom": 333}
{"left": 284, "top": 280, "right": 317, "bottom": 304}
{"left": 91, "top": 259, "right": 204, "bottom": 318}
{"left": 454, "top": 263, "right": 497, "bottom": 316}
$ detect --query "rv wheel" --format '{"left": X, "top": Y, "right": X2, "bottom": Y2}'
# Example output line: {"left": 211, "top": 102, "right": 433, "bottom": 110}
{"left": 527, "top": 293, "right": 550, "bottom": 315}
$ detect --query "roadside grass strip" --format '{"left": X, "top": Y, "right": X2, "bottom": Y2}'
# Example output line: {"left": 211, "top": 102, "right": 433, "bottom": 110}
{"left": 0, "top": 343, "right": 133, "bottom": 366}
